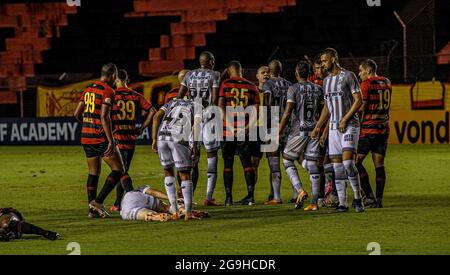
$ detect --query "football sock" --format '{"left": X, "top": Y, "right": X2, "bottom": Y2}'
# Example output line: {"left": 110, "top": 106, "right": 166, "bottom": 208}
{"left": 206, "top": 156, "right": 217, "bottom": 200}
{"left": 343, "top": 160, "right": 362, "bottom": 200}
{"left": 191, "top": 165, "right": 199, "bottom": 192}
{"left": 95, "top": 170, "right": 121, "bottom": 204}
{"left": 356, "top": 162, "right": 374, "bottom": 198}
{"left": 114, "top": 184, "right": 124, "bottom": 207}
{"left": 223, "top": 157, "right": 234, "bottom": 199}
{"left": 333, "top": 163, "right": 347, "bottom": 206}
{"left": 324, "top": 163, "right": 335, "bottom": 195}
{"left": 181, "top": 180, "right": 193, "bottom": 215}
{"left": 86, "top": 174, "right": 99, "bottom": 205}
{"left": 244, "top": 166, "right": 256, "bottom": 199}
{"left": 283, "top": 158, "right": 304, "bottom": 195}
{"left": 164, "top": 176, "right": 178, "bottom": 213}
{"left": 307, "top": 161, "right": 321, "bottom": 204}
{"left": 20, "top": 222, "right": 48, "bottom": 236}
{"left": 120, "top": 173, "right": 133, "bottom": 192}
{"left": 375, "top": 166, "right": 386, "bottom": 200}
{"left": 269, "top": 156, "right": 282, "bottom": 201}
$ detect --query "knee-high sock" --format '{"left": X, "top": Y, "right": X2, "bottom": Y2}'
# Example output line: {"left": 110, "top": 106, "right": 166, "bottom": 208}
{"left": 283, "top": 158, "right": 304, "bottom": 195}
{"left": 181, "top": 180, "right": 193, "bottom": 215}
{"left": 223, "top": 158, "right": 234, "bottom": 199}
{"left": 343, "top": 160, "right": 362, "bottom": 200}
{"left": 323, "top": 163, "right": 334, "bottom": 195}
{"left": 307, "top": 160, "right": 321, "bottom": 204}
{"left": 86, "top": 174, "right": 99, "bottom": 205}
{"left": 318, "top": 165, "right": 325, "bottom": 198}
{"left": 114, "top": 184, "right": 124, "bottom": 207}
{"left": 19, "top": 222, "right": 48, "bottom": 236}
{"left": 244, "top": 167, "right": 256, "bottom": 198}
{"left": 96, "top": 170, "right": 122, "bottom": 204}
{"left": 191, "top": 164, "right": 199, "bottom": 192}
{"left": 164, "top": 176, "right": 178, "bottom": 213}
{"left": 269, "top": 156, "right": 282, "bottom": 201}
{"left": 120, "top": 173, "right": 133, "bottom": 192}
{"left": 375, "top": 166, "right": 386, "bottom": 200}
{"left": 206, "top": 156, "right": 217, "bottom": 200}
{"left": 333, "top": 163, "right": 347, "bottom": 206}
{"left": 356, "top": 162, "right": 374, "bottom": 198}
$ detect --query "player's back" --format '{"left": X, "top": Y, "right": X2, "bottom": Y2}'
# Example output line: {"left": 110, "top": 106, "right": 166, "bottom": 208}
{"left": 288, "top": 81, "right": 323, "bottom": 136}
{"left": 80, "top": 81, "right": 115, "bottom": 145}
{"left": 112, "top": 87, "right": 152, "bottom": 150}
{"left": 263, "top": 76, "right": 292, "bottom": 117}
{"left": 158, "top": 99, "right": 196, "bottom": 143}
{"left": 360, "top": 76, "right": 392, "bottom": 137}
{"left": 323, "top": 69, "right": 360, "bottom": 130}
{"left": 181, "top": 68, "right": 220, "bottom": 108}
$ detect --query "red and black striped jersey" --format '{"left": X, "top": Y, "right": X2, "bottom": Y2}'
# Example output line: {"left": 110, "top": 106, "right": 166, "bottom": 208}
{"left": 112, "top": 87, "right": 153, "bottom": 150}
{"left": 308, "top": 74, "right": 324, "bottom": 86}
{"left": 164, "top": 85, "right": 180, "bottom": 104}
{"left": 219, "top": 76, "right": 260, "bottom": 138}
{"left": 79, "top": 81, "right": 115, "bottom": 145}
{"left": 360, "top": 76, "right": 392, "bottom": 137}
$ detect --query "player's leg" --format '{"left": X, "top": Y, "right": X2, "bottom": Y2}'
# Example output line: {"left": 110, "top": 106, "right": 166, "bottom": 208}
{"left": 222, "top": 141, "right": 235, "bottom": 206}
{"left": 7, "top": 219, "right": 59, "bottom": 241}
{"left": 356, "top": 136, "right": 375, "bottom": 205}
{"left": 303, "top": 138, "right": 321, "bottom": 211}
{"left": 281, "top": 136, "right": 308, "bottom": 208}
{"left": 372, "top": 135, "right": 388, "bottom": 208}
{"left": 113, "top": 149, "right": 135, "bottom": 211}
{"left": 205, "top": 146, "right": 219, "bottom": 204}
{"left": 158, "top": 141, "right": 178, "bottom": 214}
{"left": 136, "top": 209, "right": 171, "bottom": 222}
{"left": 329, "top": 129, "right": 349, "bottom": 212}
{"left": 172, "top": 142, "right": 195, "bottom": 220}
{"left": 342, "top": 126, "right": 364, "bottom": 213}
{"left": 86, "top": 156, "right": 101, "bottom": 208}
{"left": 238, "top": 142, "right": 256, "bottom": 205}
{"left": 267, "top": 150, "right": 282, "bottom": 203}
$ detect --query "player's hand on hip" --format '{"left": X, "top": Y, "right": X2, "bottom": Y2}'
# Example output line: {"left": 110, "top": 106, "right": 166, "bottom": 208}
{"left": 152, "top": 140, "right": 158, "bottom": 153}
{"left": 320, "top": 133, "right": 327, "bottom": 146}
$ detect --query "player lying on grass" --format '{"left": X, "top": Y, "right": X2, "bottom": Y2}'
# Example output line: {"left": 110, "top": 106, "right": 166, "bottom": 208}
{"left": 120, "top": 185, "right": 209, "bottom": 221}
{"left": 0, "top": 207, "right": 59, "bottom": 241}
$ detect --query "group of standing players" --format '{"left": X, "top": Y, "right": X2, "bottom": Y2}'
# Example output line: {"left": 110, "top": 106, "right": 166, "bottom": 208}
{"left": 75, "top": 47, "right": 392, "bottom": 222}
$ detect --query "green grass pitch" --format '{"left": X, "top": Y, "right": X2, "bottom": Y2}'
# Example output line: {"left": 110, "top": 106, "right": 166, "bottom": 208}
{"left": 0, "top": 145, "right": 449, "bottom": 255}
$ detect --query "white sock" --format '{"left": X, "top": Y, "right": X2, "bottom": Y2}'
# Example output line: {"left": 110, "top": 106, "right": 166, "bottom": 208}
{"left": 307, "top": 160, "right": 321, "bottom": 204}
{"left": 343, "top": 160, "right": 362, "bottom": 200}
{"left": 283, "top": 159, "right": 303, "bottom": 194}
{"left": 164, "top": 176, "right": 178, "bottom": 213}
{"left": 181, "top": 180, "right": 193, "bottom": 215}
{"left": 269, "top": 157, "right": 282, "bottom": 201}
{"left": 206, "top": 157, "right": 217, "bottom": 200}
{"left": 333, "top": 162, "right": 348, "bottom": 207}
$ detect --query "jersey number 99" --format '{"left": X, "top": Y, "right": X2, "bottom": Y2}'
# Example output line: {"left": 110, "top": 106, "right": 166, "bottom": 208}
{"left": 84, "top": 92, "right": 95, "bottom": 113}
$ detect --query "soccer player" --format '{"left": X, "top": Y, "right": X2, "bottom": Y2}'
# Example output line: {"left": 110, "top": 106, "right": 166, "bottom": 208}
{"left": 356, "top": 59, "right": 392, "bottom": 208}
{"left": 0, "top": 207, "right": 59, "bottom": 241}
{"left": 263, "top": 59, "right": 296, "bottom": 204}
{"left": 74, "top": 63, "right": 133, "bottom": 218}
{"left": 312, "top": 48, "right": 364, "bottom": 213}
{"left": 218, "top": 61, "right": 260, "bottom": 206}
{"left": 152, "top": 98, "right": 202, "bottom": 220}
{"left": 120, "top": 185, "right": 209, "bottom": 221}
{"left": 110, "top": 69, "right": 156, "bottom": 212}
{"left": 164, "top": 69, "right": 190, "bottom": 103}
{"left": 252, "top": 66, "right": 270, "bottom": 195}
{"left": 279, "top": 61, "right": 323, "bottom": 210}
{"left": 177, "top": 51, "right": 221, "bottom": 206}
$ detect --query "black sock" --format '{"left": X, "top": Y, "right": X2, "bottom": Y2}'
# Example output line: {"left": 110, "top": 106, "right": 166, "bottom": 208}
{"left": 318, "top": 165, "right": 325, "bottom": 198}
{"left": 224, "top": 158, "right": 234, "bottom": 198}
{"left": 120, "top": 173, "right": 133, "bottom": 192}
{"left": 356, "top": 163, "right": 374, "bottom": 198}
{"left": 114, "top": 184, "right": 124, "bottom": 207}
{"left": 176, "top": 174, "right": 182, "bottom": 188}
{"left": 191, "top": 165, "right": 199, "bottom": 192}
{"left": 87, "top": 174, "right": 99, "bottom": 205}
{"left": 96, "top": 170, "right": 122, "bottom": 204}
{"left": 375, "top": 166, "right": 386, "bottom": 200}
{"left": 244, "top": 169, "right": 256, "bottom": 199}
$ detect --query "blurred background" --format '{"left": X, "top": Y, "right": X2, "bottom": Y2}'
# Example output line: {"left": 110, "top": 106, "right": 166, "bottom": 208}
{"left": 0, "top": 0, "right": 448, "bottom": 145}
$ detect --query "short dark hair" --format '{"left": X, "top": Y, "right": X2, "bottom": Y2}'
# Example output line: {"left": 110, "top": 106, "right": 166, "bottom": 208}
{"left": 101, "top": 63, "right": 117, "bottom": 78}
{"left": 360, "top": 59, "right": 378, "bottom": 73}
{"left": 321, "top": 48, "right": 338, "bottom": 60}
{"left": 296, "top": 61, "right": 311, "bottom": 79}
{"left": 313, "top": 54, "right": 322, "bottom": 65}
{"left": 117, "top": 69, "right": 128, "bottom": 82}
{"left": 227, "top": 60, "right": 242, "bottom": 72}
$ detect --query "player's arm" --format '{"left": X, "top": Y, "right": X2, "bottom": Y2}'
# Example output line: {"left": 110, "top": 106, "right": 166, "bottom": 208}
{"left": 101, "top": 102, "right": 115, "bottom": 157}
{"left": 358, "top": 81, "right": 369, "bottom": 119}
{"left": 312, "top": 104, "right": 329, "bottom": 139}
{"left": 74, "top": 101, "right": 84, "bottom": 124}
{"left": 279, "top": 101, "right": 294, "bottom": 135}
{"left": 177, "top": 85, "right": 187, "bottom": 99}
{"left": 192, "top": 112, "right": 202, "bottom": 157}
{"left": 151, "top": 108, "right": 166, "bottom": 152}
{"left": 144, "top": 187, "right": 169, "bottom": 200}
{"left": 339, "top": 92, "right": 362, "bottom": 132}
{"left": 139, "top": 107, "right": 156, "bottom": 135}
{"left": 320, "top": 122, "right": 329, "bottom": 146}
